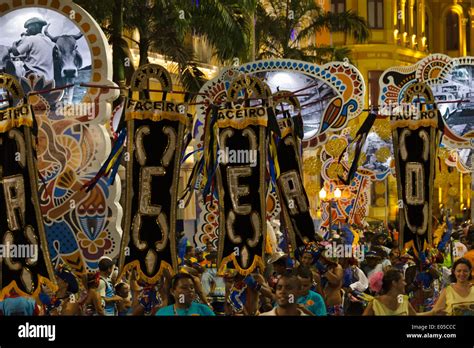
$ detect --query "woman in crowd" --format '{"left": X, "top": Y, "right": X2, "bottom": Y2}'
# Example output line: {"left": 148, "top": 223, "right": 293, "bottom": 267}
{"left": 363, "top": 269, "right": 416, "bottom": 316}
{"left": 155, "top": 273, "right": 215, "bottom": 316}
{"left": 431, "top": 258, "right": 474, "bottom": 316}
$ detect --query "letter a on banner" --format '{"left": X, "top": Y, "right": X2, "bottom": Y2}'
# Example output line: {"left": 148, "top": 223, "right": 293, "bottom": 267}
{"left": 271, "top": 91, "right": 315, "bottom": 251}
{"left": 118, "top": 64, "right": 191, "bottom": 282}
{"left": 0, "top": 73, "right": 55, "bottom": 299}
{"left": 215, "top": 76, "right": 276, "bottom": 275}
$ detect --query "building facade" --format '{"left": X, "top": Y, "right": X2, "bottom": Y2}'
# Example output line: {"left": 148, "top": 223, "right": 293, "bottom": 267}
{"left": 330, "top": 0, "right": 474, "bottom": 106}
{"left": 328, "top": 0, "right": 474, "bottom": 225}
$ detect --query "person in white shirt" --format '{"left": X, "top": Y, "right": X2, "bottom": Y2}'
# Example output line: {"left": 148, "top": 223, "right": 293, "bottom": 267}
{"left": 341, "top": 258, "right": 369, "bottom": 315}
{"left": 10, "top": 17, "right": 55, "bottom": 82}
{"left": 349, "top": 265, "right": 369, "bottom": 292}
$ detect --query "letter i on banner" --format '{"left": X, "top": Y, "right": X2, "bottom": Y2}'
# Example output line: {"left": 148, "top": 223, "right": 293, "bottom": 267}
{"left": 272, "top": 91, "right": 315, "bottom": 251}
{"left": 0, "top": 73, "right": 55, "bottom": 299}
{"left": 118, "top": 64, "right": 191, "bottom": 282}
{"left": 390, "top": 82, "right": 441, "bottom": 256}
{"left": 215, "top": 75, "right": 276, "bottom": 275}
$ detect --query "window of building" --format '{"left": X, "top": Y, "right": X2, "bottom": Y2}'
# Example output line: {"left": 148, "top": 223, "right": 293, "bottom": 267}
{"left": 368, "top": 0, "right": 384, "bottom": 29}
{"left": 368, "top": 71, "right": 383, "bottom": 107}
{"left": 446, "top": 11, "right": 460, "bottom": 51}
{"left": 330, "top": 0, "right": 346, "bottom": 14}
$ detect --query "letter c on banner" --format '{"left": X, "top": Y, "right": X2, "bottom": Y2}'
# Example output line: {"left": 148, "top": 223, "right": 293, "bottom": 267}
{"left": 161, "top": 126, "right": 177, "bottom": 167}
{"left": 247, "top": 211, "right": 261, "bottom": 248}
{"left": 226, "top": 210, "right": 242, "bottom": 244}
{"left": 242, "top": 128, "right": 257, "bottom": 151}
{"left": 132, "top": 166, "right": 167, "bottom": 251}
{"left": 131, "top": 122, "right": 177, "bottom": 254}
{"left": 135, "top": 126, "right": 150, "bottom": 166}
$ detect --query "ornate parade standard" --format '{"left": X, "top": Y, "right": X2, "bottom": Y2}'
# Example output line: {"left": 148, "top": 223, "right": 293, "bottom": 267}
{"left": 212, "top": 75, "right": 274, "bottom": 274}
{"left": 378, "top": 54, "right": 474, "bottom": 255}
{"left": 119, "top": 64, "right": 191, "bottom": 282}
{"left": 272, "top": 91, "right": 315, "bottom": 249}
{"left": 390, "top": 82, "right": 441, "bottom": 253}
{"left": 0, "top": 73, "right": 55, "bottom": 299}
{"left": 193, "top": 59, "right": 366, "bottom": 250}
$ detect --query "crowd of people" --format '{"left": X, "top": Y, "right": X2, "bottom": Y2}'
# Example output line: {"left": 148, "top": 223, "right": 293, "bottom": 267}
{"left": 1, "top": 219, "right": 474, "bottom": 316}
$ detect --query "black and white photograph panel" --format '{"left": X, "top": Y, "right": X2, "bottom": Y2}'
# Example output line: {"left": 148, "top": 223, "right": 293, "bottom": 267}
{"left": 433, "top": 65, "right": 474, "bottom": 138}
{"left": 0, "top": 7, "right": 92, "bottom": 103}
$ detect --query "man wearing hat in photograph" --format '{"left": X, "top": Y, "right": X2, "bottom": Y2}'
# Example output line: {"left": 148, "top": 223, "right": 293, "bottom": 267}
{"left": 10, "top": 17, "right": 55, "bottom": 82}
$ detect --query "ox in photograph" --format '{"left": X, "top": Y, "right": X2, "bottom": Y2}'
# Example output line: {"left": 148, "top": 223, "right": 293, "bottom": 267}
{"left": 0, "top": 7, "right": 92, "bottom": 103}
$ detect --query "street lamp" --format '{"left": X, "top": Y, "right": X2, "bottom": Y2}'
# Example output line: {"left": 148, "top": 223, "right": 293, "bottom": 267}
{"left": 319, "top": 188, "right": 331, "bottom": 235}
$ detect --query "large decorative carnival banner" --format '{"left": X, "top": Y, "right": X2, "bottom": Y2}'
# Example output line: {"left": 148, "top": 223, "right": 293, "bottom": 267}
{"left": 192, "top": 59, "right": 366, "bottom": 251}
{"left": 391, "top": 82, "right": 441, "bottom": 253}
{"left": 379, "top": 54, "right": 474, "bottom": 255}
{"left": 118, "top": 64, "right": 191, "bottom": 282}
{"left": 272, "top": 91, "right": 314, "bottom": 248}
{"left": 0, "top": 73, "right": 55, "bottom": 299}
{"left": 0, "top": 0, "right": 121, "bottom": 275}
{"left": 212, "top": 75, "right": 273, "bottom": 274}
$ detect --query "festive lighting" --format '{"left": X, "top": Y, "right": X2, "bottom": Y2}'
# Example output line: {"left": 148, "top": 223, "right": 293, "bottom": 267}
{"left": 319, "top": 188, "right": 327, "bottom": 200}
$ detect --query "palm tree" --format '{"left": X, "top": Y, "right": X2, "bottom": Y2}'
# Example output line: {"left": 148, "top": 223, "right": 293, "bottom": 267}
{"left": 255, "top": 0, "right": 369, "bottom": 63}
{"left": 122, "top": 0, "right": 252, "bottom": 92}
{"left": 74, "top": 0, "right": 135, "bottom": 88}
{"left": 76, "top": 0, "right": 253, "bottom": 92}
